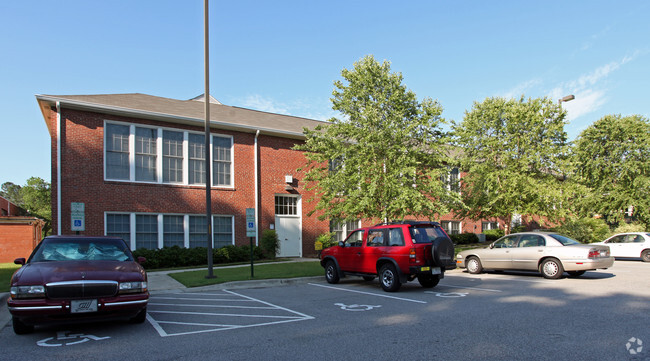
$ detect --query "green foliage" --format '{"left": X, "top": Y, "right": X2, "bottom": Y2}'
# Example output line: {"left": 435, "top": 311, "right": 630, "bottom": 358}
{"left": 449, "top": 232, "right": 479, "bottom": 245}
{"left": 483, "top": 229, "right": 505, "bottom": 242}
{"left": 260, "top": 229, "right": 279, "bottom": 259}
{"left": 451, "top": 96, "right": 576, "bottom": 228}
{"left": 296, "top": 55, "right": 456, "bottom": 222}
{"left": 552, "top": 217, "right": 610, "bottom": 243}
{"left": 0, "top": 177, "right": 52, "bottom": 236}
{"left": 316, "top": 232, "right": 337, "bottom": 249}
{"left": 613, "top": 222, "right": 647, "bottom": 234}
{"left": 132, "top": 245, "right": 264, "bottom": 270}
{"left": 571, "top": 114, "right": 650, "bottom": 228}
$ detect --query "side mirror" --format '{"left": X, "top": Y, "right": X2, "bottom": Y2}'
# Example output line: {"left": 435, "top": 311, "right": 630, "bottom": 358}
{"left": 137, "top": 256, "right": 146, "bottom": 264}
{"left": 14, "top": 258, "right": 26, "bottom": 266}
{"left": 489, "top": 244, "right": 494, "bottom": 249}
{"left": 338, "top": 241, "right": 345, "bottom": 248}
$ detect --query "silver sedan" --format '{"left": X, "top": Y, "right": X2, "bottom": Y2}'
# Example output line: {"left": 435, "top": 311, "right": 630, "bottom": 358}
{"left": 456, "top": 232, "right": 614, "bottom": 279}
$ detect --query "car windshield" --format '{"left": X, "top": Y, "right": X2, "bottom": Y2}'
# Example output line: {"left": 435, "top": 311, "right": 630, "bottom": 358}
{"left": 548, "top": 234, "right": 581, "bottom": 246}
{"left": 30, "top": 239, "right": 133, "bottom": 262}
{"left": 410, "top": 226, "right": 449, "bottom": 244}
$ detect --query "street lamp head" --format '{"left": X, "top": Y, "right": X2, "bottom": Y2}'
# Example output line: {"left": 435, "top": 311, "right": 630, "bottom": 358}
{"left": 558, "top": 95, "right": 575, "bottom": 104}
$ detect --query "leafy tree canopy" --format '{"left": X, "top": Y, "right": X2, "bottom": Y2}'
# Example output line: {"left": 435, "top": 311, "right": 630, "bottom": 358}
{"left": 0, "top": 177, "right": 51, "bottom": 235}
{"left": 296, "top": 55, "right": 455, "bottom": 222}
{"left": 571, "top": 114, "right": 650, "bottom": 227}
{"left": 451, "top": 96, "right": 576, "bottom": 229}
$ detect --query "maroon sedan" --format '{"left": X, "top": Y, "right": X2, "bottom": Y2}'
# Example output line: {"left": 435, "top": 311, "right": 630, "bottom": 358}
{"left": 7, "top": 236, "right": 149, "bottom": 334}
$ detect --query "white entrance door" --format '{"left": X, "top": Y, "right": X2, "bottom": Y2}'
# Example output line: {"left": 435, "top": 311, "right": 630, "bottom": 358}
{"left": 275, "top": 216, "right": 301, "bottom": 257}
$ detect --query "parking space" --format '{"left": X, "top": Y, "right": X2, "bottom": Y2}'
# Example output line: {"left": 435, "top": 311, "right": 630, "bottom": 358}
{"left": 146, "top": 290, "right": 314, "bottom": 337}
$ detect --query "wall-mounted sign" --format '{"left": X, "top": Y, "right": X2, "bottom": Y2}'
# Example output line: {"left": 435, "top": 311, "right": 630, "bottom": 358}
{"left": 71, "top": 202, "right": 85, "bottom": 232}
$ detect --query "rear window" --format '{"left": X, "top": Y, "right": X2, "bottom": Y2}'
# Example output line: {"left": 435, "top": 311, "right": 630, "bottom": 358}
{"left": 549, "top": 234, "right": 581, "bottom": 246}
{"left": 409, "top": 226, "right": 449, "bottom": 244}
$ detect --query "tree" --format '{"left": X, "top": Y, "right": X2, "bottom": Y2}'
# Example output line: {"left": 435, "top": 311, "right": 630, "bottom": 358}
{"left": 451, "top": 96, "right": 575, "bottom": 232}
{"left": 1, "top": 182, "right": 23, "bottom": 206}
{"left": 571, "top": 114, "right": 650, "bottom": 228}
{"left": 296, "top": 55, "right": 455, "bottom": 222}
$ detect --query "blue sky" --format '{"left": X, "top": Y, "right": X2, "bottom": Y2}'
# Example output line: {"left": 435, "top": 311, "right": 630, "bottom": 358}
{"left": 1, "top": 1, "right": 648, "bottom": 186}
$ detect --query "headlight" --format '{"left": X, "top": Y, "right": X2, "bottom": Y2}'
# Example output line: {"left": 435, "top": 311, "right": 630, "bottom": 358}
{"left": 118, "top": 281, "right": 147, "bottom": 294}
{"left": 10, "top": 285, "right": 45, "bottom": 299}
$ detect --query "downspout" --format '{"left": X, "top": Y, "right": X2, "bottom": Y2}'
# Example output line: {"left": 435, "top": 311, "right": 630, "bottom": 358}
{"left": 254, "top": 130, "right": 260, "bottom": 246}
{"left": 56, "top": 101, "right": 62, "bottom": 235}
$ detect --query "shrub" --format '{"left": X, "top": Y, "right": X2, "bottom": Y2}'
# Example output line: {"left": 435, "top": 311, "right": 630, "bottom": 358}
{"left": 260, "top": 229, "right": 279, "bottom": 259}
{"left": 316, "top": 232, "right": 337, "bottom": 249}
{"left": 613, "top": 222, "right": 646, "bottom": 234}
{"left": 133, "top": 244, "right": 264, "bottom": 270}
{"left": 449, "top": 233, "right": 479, "bottom": 245}
{"left": 483, "top": 229, "right": 505, "bottom": 242}
{"left": 552, "top": 217, "right": 610, "bottom": 243}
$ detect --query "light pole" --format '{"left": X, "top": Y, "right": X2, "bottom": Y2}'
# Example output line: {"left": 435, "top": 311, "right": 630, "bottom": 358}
{"left": 558, "top": 94, "right": 575, "bottom": 106}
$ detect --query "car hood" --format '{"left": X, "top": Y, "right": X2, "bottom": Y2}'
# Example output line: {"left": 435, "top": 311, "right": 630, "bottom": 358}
{"left": 11, "top": 261, "right": 146, "bottom": 286}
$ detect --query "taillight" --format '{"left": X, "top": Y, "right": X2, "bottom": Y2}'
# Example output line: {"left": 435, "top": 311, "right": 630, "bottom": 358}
{"left": 588, "top": 248, "right": 606, "bottom": 259}
{"left": 409, "top": 248, "right": 417, "bottom": 263}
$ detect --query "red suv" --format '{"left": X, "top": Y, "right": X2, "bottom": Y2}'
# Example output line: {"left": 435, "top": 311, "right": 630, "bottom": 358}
{"left": 320, "top": 221, "right": 456, "bottom": 292}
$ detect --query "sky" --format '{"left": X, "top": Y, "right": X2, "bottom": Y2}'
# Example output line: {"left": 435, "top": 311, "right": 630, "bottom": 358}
{"left": 1, "top": 1, "right": 648, "bottom": 186}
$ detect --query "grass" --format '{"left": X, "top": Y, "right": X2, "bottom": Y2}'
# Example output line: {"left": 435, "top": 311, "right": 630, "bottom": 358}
{"left": 1, "top": 263, "right": 20, "bottom": 293}
{"left": 169, "top": 261, "right": 324, "bottom": 288}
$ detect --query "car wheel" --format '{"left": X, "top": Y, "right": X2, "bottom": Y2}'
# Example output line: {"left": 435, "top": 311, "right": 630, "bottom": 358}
{"left": 379, "top": 264, "right": 401, "bottom": 292}
{"left": 567, "top": 270, "right": 586, "bottom": 277}
{"left": 417, "top": 275, "right": 439, "bottom": 288}
{"left": 130, "top": 307, "right": 147, "bottom": 324}
{"left": 466, "top": 256, "right": 483, "bottom": 274}
{"left": 432, "top": 237, "right": 455, "bottom": 268}
{"left": 642, "top": 250, "right": 650, "bottom": 262}
{"left": 325, "top": 260, "right": 340, "bottom": 284}
{"left": 540, "top": 258, "right": 564, "bottom": 279}
{"left": 12, "top": 317, "right": 34, "bottom": 335}
{"left": 362, "top": 276, "right": 375, "bottom": 282}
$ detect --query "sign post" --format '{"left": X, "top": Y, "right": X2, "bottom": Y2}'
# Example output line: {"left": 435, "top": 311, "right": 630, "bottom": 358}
{"left": 246, "top": 208, "right": 256, "bottom": 277}
{"left": 71, "top": 202, "right": 85, "bottom": 234}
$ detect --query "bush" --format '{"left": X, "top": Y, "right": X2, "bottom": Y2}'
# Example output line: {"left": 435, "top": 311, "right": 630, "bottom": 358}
{"left": 133, "top": 244, "right": 264, "bottom": 270}
{"left": 483, "top": 229, "right": 505, "bottom": 242}
{"left": 260, "top": 229, "right": 279, "bottom": 259}
{"left": 552, "top": 217, "right": 610, "bottom": 243}
{"left": 316, "top": 232, "right": 337, "bottom": 249}
{"left": 613, "top": 222, "right": 646, "bottom": 234}
{"left": 449, "top": 233, "right": 479, "bottom": 245}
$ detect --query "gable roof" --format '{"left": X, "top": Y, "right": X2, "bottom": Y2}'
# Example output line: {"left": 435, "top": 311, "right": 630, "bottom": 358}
{"left": 36, "top": 93, "right": 328, "bottom": 139}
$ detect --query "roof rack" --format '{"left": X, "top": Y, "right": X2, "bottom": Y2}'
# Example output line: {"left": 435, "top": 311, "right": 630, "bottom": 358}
{"left": 372, "top": 220, "right": 441, "bottom": 227}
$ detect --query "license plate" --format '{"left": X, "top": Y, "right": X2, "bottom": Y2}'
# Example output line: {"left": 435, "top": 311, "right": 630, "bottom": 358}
{"left": 422, "top": 266, "right": 441, "bottom": 275}
{"left": 71, "top": 299, "right": 98, "bottom": 313}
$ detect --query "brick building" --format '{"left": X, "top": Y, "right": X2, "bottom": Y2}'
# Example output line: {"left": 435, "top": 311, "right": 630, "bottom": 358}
{"left": 0, "top": 196, "right": 45, "bottom": 262}
{"left": 36, "top": 93, "right": 507, "bottom": 257}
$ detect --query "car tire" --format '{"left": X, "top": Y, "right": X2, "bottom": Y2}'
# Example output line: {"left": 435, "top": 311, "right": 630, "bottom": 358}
{"left": 362, "top": 276, "right": 375, "bottom": 282}
{"left": 567, "top": 270, "right": 586, "bottom": 277}
{"left": 130, "top": 307, "right": 147, "bottom": 324}
{"left": 642, "top": 250, "right": 650, "bottom": 262}
{"left": 12, "top": 317, "right": 34, "bottom": 335}
{"left": 540, "top": 258, "right": 564, "bottom": 279}
{"left": 325, "top": 260, "right": 340, "bottom": 284}
{"left": 432, "top": 237, "right": 455, "bottom": 268}
{"left": 379, "top": 264, "right": 401, "bottom": 292}
{"left": 417, "top": 275, "right": 439, "bottom": 288}
{"left": 466, "top": 256, "right": 483, "bottom": 274}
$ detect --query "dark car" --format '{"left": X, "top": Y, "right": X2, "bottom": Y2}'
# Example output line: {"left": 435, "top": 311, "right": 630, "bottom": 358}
{"left": 7, "top": 236, "right": 149, "bottom": 334}
{"left": 320, "top": 221, "right": 456, "bottom": 292}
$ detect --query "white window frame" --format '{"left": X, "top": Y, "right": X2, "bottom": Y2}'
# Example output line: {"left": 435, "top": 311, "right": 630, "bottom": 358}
{"left": 104, "top": 120, "right": 234, "bottom": 189}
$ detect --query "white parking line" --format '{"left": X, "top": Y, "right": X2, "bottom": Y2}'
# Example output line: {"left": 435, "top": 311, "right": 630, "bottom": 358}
{"left": 308, "top": 283, "right": 427, "bottom": 304}
{"left": 438, "top": 284, "right": 502, "bottom": 292}
{"left": 148, "top": 302, "right": 277, "bottom": 310}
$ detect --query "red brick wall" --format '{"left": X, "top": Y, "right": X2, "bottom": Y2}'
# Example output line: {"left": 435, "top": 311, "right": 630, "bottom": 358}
{"left": 0, "top": 220, "right": 43, "bottom": 262}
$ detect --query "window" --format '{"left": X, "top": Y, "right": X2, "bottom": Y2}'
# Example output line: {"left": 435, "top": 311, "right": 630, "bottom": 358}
{"left": 367, "top": 230, "right": 385, "bottom": 247}
{"left": 163, "top": 130, "right": 183, "bottom": 183}
{"left": 493, "top": 235, "right": 518, "bottom": 248}
{"left": 135, "top": 127, "right": 157, "bottom": 182}
{"left": 441, "top": 167, "right": 461, "bottom": 193}
{"left": 188, "top": 134, "right": 206, "bottom": 185}
{"left": 105, "top": 124, "right": 130, "bottom": 180}
{"left": 330, "top": 219, "right": 360, "bottom": 243}
{"left": 213, "top": 136, "right": 232, "bottom": 186}
{"left": 135, "top": 214, "right": 158, "bottom": 249}
{"left": 106, "top": 214, "right": 130, "bottom": 242}
{"left": 441, "top": 221, "right": 460, "bottom": 235}
{"left": 344, "top": 230, "right": 364, "bottom": 247}
{"left": 189, "top": 216, "right": 208, "bottom": 248}
{"left": 104, "top": 122, "right": 234, "bottom": 187}
{"left": 482, "top": 221, "right": 498, "bottom": 232}
{"left": 518, "top": 235, "right": 544, "bottom": 247}
{"left": 163, "top": 215, "right": 184, "bottom": 247}
{"left": 213, "top": 216, "right": 233, "bottom": 248}
{"left": 388, "top": 228, "right": 405, "bottom": 246}
{"left": 275, "top": 195, "right": 298, "bottom": 215}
